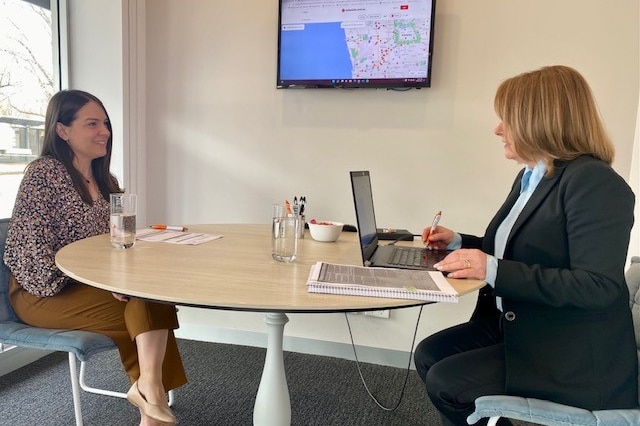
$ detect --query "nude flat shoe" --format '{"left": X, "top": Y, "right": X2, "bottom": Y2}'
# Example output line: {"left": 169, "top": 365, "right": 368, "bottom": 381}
{"left": 127, "top": 381, "right": 176, "bottom": 425}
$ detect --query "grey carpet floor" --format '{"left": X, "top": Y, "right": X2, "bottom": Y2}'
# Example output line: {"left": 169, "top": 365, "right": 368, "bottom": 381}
{"left": 0, "top": 339, "right": 442, "bottom": 425}
{"left": 0, "top": 339, "right": 536, "bottom": 425}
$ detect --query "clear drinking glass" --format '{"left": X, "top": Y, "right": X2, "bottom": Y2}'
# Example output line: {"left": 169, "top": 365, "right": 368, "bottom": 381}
{"left": 271, "top": 204, "right": 299, "bottom": 262}
{"left": 110, "top": 193, "right": 137, "bottom": 249}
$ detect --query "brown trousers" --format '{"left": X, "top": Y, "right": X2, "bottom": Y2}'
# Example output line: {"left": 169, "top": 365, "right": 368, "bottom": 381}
{"left": 9, "top": 274, "right": 187, "bottom": 391}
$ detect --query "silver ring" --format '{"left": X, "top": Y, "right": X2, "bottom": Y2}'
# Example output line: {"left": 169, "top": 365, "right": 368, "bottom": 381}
{"left": 464, "top": 259, "right": 471, "bottom": 268}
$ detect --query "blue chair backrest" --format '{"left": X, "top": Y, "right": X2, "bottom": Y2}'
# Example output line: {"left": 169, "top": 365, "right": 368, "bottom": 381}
{"left": 0, "top": 218, "right": 19, "bottom": 322}
{"left": 627, "top": 256, "right": 640, "bottom": 406}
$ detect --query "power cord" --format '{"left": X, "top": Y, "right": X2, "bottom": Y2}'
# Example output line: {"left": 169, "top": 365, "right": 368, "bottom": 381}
{"left": 343, "top": 305, "right": 424, "bottom": 411}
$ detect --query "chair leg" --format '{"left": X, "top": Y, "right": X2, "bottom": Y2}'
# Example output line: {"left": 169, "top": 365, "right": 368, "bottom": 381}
{"left": 79, "top": 360, "right": 127, "bottom": 399}
{"left": 67, "top": 353, "right": 84, "bottom": 426}
{"left": 68, "top": 352, "right": 176, "bottom": 425}
{"left": 487, "top": 417, "right": 500, "bottom": 426}
{"left": 79, "top": 359, "right": 176, "bottom": 406}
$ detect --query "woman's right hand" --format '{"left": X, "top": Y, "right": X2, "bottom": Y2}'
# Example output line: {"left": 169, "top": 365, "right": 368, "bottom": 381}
{"left": 422, "top": 225, "right": 454, "bottom": 250}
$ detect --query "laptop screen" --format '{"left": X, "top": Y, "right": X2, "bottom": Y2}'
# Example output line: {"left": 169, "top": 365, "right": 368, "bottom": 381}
{"left": 350, "top": 171, "right": 379, "bottom": 265}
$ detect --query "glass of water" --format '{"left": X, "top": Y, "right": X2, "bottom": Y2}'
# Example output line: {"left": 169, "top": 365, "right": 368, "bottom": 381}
{"left": 110, "top": 193, "right": 137, "bottom": 249}
{"left": 271, "top": 203, "right": 299, "bottom": 262}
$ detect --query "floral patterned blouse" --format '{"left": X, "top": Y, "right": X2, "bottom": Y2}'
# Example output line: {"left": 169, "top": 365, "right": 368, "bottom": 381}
{"left": 4, "top": 156, "right": 110, "bottom": 297}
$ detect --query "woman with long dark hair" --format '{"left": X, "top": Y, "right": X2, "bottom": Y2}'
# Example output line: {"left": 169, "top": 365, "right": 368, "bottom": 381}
{"left": 4, "top": 90, "right": 187, "bottom": 426}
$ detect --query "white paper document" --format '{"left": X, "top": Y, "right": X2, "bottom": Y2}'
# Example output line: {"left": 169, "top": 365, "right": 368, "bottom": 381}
{"left": 307, "top": 262, "right": 458, "bottom": 303}
{"left": 136, "top": 228, "right": 222, "bottom": 245}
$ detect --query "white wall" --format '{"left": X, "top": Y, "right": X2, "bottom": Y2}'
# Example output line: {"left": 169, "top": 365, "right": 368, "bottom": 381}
{"left": 632, "top": 3, "right": 640, "bottom": 265}
{"left": 68, "top": 0, "right": 640, "bottom": 364}
{"left": 67, "top": 0, "right": 125, "bottom": 182}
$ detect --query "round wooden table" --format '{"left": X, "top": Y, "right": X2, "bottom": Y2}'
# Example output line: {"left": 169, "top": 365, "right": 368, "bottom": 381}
{"left": 56, "top": 224, "right": 483, "bottom": 425}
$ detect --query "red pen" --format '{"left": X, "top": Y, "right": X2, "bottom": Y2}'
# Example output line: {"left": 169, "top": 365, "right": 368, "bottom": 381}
{"left": 151, "top": 224, "right": 188, "bottom": 232}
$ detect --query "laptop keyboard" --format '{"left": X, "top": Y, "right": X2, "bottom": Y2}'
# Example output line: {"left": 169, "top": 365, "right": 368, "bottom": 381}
{"left": 389, "top": 247, "right": 425, "bottom": 267}
{"left": 388, "top": 247, "right": 448, "bottom": 268}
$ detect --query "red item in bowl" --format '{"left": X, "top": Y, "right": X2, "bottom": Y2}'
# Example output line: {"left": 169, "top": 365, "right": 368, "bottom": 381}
{"left": 309, "top": 219, "right": 334, "bottom": 225}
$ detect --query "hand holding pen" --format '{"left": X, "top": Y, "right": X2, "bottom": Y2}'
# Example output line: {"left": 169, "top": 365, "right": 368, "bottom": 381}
{"left": 422, "top": 211, "right": 452, "bottom": 250}
{"left": 424, "top": 210, "right": 441, "bottom": 244}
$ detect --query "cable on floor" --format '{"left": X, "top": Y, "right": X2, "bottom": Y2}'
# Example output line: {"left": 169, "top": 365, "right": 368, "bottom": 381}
{"left": 344, "top": 305, "right": 424, "bottom": 411}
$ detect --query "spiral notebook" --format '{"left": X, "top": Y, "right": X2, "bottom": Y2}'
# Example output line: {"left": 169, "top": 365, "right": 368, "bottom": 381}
{"left": 307, "top": 262, "right": 459, "bottom": 303}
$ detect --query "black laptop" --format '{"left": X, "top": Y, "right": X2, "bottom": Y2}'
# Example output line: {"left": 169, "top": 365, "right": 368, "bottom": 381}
{"left": 349, "top": 171, "right": 448, "bottom": 271}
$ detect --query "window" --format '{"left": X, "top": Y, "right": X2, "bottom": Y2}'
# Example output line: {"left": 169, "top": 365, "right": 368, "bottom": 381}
{"left": 0, "top": 0, "right": 66, "bottom": 358}
{"left": 0, "top": 0, "right": 66, "bottom": 219}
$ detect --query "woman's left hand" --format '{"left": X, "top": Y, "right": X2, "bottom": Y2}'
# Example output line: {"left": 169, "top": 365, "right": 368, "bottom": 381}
{"left": 434, "top": 248, "right": 487, "bottom": 280}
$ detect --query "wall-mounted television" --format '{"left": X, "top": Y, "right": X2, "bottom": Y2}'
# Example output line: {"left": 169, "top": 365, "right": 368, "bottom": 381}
{"left": 277, "top": 0, "right": 436, "bottom": 89}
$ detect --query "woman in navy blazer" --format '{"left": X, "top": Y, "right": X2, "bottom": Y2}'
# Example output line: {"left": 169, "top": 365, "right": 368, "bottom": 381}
{"left": 413, "top": 66, "right": 637, "bottom": 426}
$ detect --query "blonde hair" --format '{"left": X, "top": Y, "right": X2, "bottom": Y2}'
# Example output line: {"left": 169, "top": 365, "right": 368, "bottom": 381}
{"left": 494, "top": 65, "right": 614, "bottom": 174}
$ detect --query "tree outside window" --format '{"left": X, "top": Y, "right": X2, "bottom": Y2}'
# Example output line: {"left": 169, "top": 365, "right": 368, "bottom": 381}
{"left": 0, "top": 0, "right": 56, "bottom": 218}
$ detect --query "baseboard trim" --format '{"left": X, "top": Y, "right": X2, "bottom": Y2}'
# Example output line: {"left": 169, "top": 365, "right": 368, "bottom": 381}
{"left": 175, "top": 324, "right": 416, "bottom": 369}
{"left": 0, "top": 320, "right": 417, "bottom": 381}
{"left": 0, "top": 347, "right": 52, "bottom": 377}
{"left": 0, "top": 326, "right": 416, "bottom": 378}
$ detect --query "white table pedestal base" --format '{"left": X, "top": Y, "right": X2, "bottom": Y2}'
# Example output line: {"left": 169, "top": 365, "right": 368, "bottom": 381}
{"left": 253, "top": 312, "right": 291, "bottom": 426}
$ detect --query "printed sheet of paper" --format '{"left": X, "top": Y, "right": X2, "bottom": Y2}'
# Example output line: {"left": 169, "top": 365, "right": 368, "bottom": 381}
{"left": 136, "top": 228, "right": 222, "bottom": 245}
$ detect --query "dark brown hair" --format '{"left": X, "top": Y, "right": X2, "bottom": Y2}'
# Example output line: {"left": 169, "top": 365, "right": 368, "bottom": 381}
{"left": 40, "top": 89, "right": 121, "bottom": 203}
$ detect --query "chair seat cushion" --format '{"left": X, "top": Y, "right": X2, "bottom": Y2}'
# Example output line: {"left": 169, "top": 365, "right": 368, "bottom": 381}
{"left": 0, "top": 320, "right": 116, "bottom": 362}
{"left": 467, "top": 395, "right": 640, "bottom": 426}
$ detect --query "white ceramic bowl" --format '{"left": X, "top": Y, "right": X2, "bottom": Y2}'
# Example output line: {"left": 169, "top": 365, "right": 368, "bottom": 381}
{"left": 308, "top": 221, "right": 344, "bottom": 242}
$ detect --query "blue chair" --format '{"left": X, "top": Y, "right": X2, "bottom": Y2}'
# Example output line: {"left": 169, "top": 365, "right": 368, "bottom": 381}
{"left": 467, "top": 256, "right": 640, "bottom": 426}
{"left": 0, "top": 218, "right": 127, "bottom": 425}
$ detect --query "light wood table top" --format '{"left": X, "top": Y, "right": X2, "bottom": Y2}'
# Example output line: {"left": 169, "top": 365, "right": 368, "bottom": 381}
{"left": 56, "top": 223, "right": 485, "bottom": 426}
{"left": 55, "top": 224, "right": 484, "bottom": 312}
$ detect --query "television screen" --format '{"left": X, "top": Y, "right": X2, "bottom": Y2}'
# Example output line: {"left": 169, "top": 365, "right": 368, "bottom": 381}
{"left": 277, "top": 0, "right": 436, "bottom": 89}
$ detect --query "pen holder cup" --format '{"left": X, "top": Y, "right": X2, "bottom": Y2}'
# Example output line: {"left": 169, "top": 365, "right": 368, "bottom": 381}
{"left": 296, "top": 215, "right": 305, "bottom": 239}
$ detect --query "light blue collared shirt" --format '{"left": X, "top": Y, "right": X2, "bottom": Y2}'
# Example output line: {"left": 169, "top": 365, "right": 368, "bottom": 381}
{"left": 447, "top": 160, "right": 547, "bottom": 310}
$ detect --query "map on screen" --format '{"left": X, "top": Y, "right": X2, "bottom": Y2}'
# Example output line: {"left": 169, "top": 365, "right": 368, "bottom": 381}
{"left": 277, "top": 0, "right": 436, "bottom": 88}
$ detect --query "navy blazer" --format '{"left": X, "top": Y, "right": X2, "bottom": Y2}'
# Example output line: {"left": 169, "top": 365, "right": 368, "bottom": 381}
{"left": 463, "top": 155, "right": 637, "bottom": 410}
